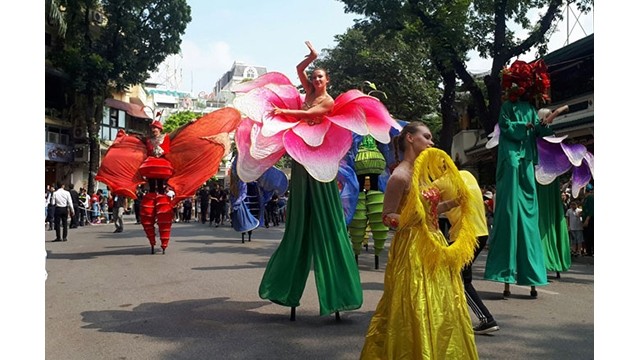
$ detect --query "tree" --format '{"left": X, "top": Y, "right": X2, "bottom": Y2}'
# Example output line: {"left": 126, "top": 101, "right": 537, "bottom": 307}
{"left": 47, "top": 0, "right": 191, "bottom": 194}
{"left": 338, "top": 0, "right": 593, "bottom": 140}
{"left": 162, "top": 110, "right": 198, "bottom": 133}
{"left": 315, "top": 26, "right": 441, "bottom": 123}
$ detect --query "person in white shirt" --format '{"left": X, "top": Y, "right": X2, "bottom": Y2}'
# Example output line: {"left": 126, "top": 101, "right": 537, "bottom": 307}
{"left": 565, "top": 201, "right": 584, "bottom": 256}
{"left": 52, "top": 182, "right": 75, "bottom": 242}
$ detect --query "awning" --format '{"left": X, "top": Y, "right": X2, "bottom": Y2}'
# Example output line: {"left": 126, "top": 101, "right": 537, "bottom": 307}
{"left": 104, "top": 98, "right": 152, "bottom": 119}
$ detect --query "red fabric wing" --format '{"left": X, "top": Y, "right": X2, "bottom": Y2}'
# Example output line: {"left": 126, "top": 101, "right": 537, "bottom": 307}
{"left": 95, "top": 130, "right": 147, "bottom": 199}
{"left": 166, "top": 107, "right": 242, "bottom": 203}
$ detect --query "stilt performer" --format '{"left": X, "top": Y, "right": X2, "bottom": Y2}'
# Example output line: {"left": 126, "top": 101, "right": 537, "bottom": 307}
{"left": 231, "top": 41, "right": 401, "bottom": 319}
{"left": 96, "top": 108, "right": 242, "bottom": 254}
{"left": 483, "top": 59, "right": 593, "bottom": 296}
{"left": 348, "top": 134, "right": 389, "bottom": 269}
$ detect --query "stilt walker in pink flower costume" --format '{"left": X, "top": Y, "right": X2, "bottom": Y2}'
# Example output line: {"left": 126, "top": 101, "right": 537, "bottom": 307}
{"left": 231, "top": 41, "right": 401, "bottom": 320}
{"left": 96, "top": 108, "right": 242, "bottom": 254}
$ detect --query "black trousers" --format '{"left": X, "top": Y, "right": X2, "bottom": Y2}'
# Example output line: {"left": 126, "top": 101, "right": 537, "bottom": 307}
{"left": 200, "top": 202, "right": 209, "bottom": 223}
{"left": 583, "top": 218, "right": 594, "bottom": 256}
{"left": 462, "top": 235, "right": 494, "bottom": 323}
{"left": 54, "top": 206, "right": 70, "bottom": 240}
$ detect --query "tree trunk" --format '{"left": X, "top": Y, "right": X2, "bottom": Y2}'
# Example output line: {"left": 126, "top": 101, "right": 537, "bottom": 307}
{"left": 85, "top": 93, "right": 103, "bottom": 195}
{"left": 434, "top": 60, "right": 456, "bottom": 156}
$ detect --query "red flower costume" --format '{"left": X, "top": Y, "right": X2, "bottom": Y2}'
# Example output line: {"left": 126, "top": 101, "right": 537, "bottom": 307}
{"left": 96, "top": 108, "right": 242, "bottom": 254}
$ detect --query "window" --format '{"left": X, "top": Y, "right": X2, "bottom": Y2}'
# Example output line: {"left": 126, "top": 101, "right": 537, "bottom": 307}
{"left": 45, "top": 126, "right": 71, "bottom": 145}
{"left": 244, "top": 66, "right": 257, "bottom": 79}
{"left": 101, "top": 107, "right": 127, "bottom": 141}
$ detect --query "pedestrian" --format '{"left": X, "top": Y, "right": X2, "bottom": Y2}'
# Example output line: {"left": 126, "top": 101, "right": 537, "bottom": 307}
{"left": 91, "top": 190, "right": 101, "bottom": 224}
{"left": 68, "top": 183, "right": 80, "bottom": 228}
{"left": 52, "top": 182, "right": 75, "bottom": 242}
{"left": 581, "top": 184, "right": 594, "bottom": 256}
{"left": 565, "top": 201, "right": 584, "bottom": 256}
{"left": 133, "top": 185, "right": 144, "bottom": 224}
{"left": 483, "top": 59, "right": 562, "bottom": 298}
{"left": 112, "top": 194, "right": 127, "bottom": 233}
{"left": 99, "top": 189, "right": 110, "bottom": 223}
{"left": 182, "top": 196, "right": 193, "bottom": 222}
{"left": 361, "top": 123, "right": 478, "bottom": 359}
{"left": 209, "top": 183, "right": 223, "bottom": 227}
{"left": 78, "top": 188, "right": 88, "bottom": 226}
{"left": 46, "top": 184, "right": 56, "bottom": 230}
{"left": 222, "top": 187, "right": 230, "bottom": 225}
{"left": 199, "top": 185, "right": 209, "bottom": 224}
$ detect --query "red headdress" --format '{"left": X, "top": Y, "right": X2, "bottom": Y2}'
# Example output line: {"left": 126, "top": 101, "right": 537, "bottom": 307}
{"left": 501, "top": 59, "right": 551, "bottom": 104}
{"left": 150, "top": 120, "right": 163, "bottom": 131}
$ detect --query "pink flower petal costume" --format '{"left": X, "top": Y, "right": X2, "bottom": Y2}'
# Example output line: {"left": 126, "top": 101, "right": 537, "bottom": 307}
{"left": 232, "top": 71, "right": 400, "bottom": 317}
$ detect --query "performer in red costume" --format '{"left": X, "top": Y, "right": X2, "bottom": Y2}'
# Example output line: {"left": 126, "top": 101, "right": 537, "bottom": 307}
{"left": 96, "top": 107, "right": 242, "bottom": 254}
{"left": 138, "top": 119, "right": 175, "bottom": 254}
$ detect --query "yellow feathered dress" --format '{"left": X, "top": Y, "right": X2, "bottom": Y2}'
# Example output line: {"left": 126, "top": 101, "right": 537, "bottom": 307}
{"left": 360, "top": 148, "right": 479, "bottom": 360}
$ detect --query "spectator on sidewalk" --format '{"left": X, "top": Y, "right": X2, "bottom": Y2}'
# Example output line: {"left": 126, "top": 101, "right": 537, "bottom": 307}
{"left": 113, "top": 194, "right": 128, "bottom": 233}
{"left": 581, "top": 184, "right": 594, "bottom": 256}
{"left": 199, "top": 185, "right": 210, "bottom": 224}
{"left": 182, "top": 196, "right": 193, "bottom": 223}
{"left": 68, "top": 184, "right": 80, "bottom": 229}
{"left": 566, "top": 201, "right": 584, "bottom": 256}
{"left": 78, "top": 188, "right": 89, "bottom": 226}
{"left": 46, "top": 184, "right": 56, "bottom": 230}
{"left": 52, "top": 182, "right": 75, "bottom": 242}
{"left": 133, "top": 185, "right": 144, "bottom": 224}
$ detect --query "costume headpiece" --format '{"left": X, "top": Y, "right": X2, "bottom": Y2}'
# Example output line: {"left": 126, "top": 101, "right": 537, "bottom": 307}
{"left": 501, "top": 59, "right": 551, "bottom": 104}
{"left": 150, "top": 120, "right": 163, "bottom": 131}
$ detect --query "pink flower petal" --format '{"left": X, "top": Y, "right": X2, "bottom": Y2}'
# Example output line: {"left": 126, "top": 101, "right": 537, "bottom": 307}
{"left": 283, "top": 124, "right": 353, "bottom": 182}
{"left": 261, "top": 114, "right": 299, "bottom": 137}
{"left": 235, "top": 119, "right": 285, "bottom": 182}
{"left": 326, "top": 103, "right": 369, "bottom": 135}
{"left": 230, "top": 72, "right": 293, "bottom": 93}
{"left": 233, "top": 84, "right": 303, "bottom": 123}
{"left": 291, "top": 119, "right": 332, "bottom": 147}
{"left": 249, "top": 121, "right": 286, "bottom": 160}
{"left": 331, "top": 90, "right": 400, "bottom": 143}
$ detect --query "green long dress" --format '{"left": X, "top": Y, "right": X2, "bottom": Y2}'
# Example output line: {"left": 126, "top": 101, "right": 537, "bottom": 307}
{"left": 537, "top": 179, "right": 572, "bottom": 272}
{"left": 484, "top": 100, "right": 553, "bottom": 286}
{"left": 258, "top": 161, "right": 363, "bottom": 316}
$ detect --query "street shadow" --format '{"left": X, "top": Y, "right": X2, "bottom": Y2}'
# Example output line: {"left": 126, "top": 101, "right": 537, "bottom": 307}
{"left": 473, "top": 314, "right": 593, "bottom": 360}
{"left": 46, "top": 246, "right": 157, "bottom": 260}
{"left": 360, "top": 281, "right": 385, "bottom": 292}
{"left": 80, "top": 297, "right": 370, "bottom": 360}
{"left": 192, "top": 261, "right": 269, "bottom": 271}
{"left": 179, "top": 243, "right": 277, "bottom": 258}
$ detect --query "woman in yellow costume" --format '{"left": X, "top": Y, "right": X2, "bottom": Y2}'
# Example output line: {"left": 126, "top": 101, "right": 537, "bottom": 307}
{"left": 360, "top": 121, "right": 478, "bottom": 359}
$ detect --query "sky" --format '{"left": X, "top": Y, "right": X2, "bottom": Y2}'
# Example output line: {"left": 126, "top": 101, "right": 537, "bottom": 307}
{"left": 149, "top": 0, "right": 594, "bottom": 95}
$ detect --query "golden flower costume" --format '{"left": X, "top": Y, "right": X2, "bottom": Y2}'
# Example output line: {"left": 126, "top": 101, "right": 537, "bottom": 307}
{"left": 361, "top": 148, "right": 478, "bottom": 360}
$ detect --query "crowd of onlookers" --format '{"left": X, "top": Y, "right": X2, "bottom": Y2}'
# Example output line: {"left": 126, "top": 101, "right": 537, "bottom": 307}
{"left": 45, "top": 182, "right": 289, "bottom": 231}
{"left": 477, "top": 182, "right": 594, "bottom": 257}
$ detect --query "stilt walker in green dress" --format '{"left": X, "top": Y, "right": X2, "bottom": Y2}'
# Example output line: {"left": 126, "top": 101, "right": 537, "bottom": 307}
{"left": 231, "top": 41, "right": 401, "bottom": 319}
{"left": 483, "top": 60, "right": 556, "bottom": 298}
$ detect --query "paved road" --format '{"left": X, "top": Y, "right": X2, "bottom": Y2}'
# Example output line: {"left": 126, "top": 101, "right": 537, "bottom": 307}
{"left": 44, "top": 216, "right": 593, "bottom": 359}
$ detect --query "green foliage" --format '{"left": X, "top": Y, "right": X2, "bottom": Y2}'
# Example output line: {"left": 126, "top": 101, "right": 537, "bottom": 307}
{"left": 163, "top": 111, "right": 198, "bottom": 133}
{"left": 315, "top": 26, "right": 441, "bottom": 122}
{"left": 46, "top": 0, "right": 192, "bottom": 193}
{"left": 338, "top": 0, "right": 593, "bottom": 136}
{"left": 48, "top": 0, "right": 191, "bottom": 96}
